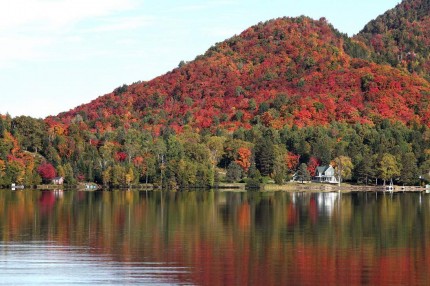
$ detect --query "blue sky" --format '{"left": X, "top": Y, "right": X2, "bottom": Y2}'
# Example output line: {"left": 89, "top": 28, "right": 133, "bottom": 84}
{"left": 0, "top": 0, "right": 400, "bottom": 118}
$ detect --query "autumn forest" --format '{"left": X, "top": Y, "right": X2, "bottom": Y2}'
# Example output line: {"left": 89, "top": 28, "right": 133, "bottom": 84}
{"left": 1, "top": 0, "right": 430, "bottom": 189}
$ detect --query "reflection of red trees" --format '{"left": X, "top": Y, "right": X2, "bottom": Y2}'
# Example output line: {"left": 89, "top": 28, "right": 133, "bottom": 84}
{"left": 39, "top": 191, "right": 56, "bottom": 215}
{"left": 286, "top": 204, "right": 297, "bottom": 226}
{"left": 2, "top": 191, "right": 430, "bottom": 285}
{"left": 237, "top": 202, "right": 251, "bottom": 230}
{"left": 308, "top": 197, "right": 318, "bottom": 224}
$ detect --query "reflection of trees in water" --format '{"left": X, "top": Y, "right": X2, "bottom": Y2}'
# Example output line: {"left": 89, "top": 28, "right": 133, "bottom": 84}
{"left": 0, "top": 190, "right": 430, "bottom": 284}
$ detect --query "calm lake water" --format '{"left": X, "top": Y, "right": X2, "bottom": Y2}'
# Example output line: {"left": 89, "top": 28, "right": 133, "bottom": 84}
{"left": 0, "top": 190, "right": 429, "bottom": 285}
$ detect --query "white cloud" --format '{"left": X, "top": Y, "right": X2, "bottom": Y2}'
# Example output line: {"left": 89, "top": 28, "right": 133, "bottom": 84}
{"left": 0, "top": 0, "right": 141, "bottom": 67}
{"left": 0, "top": 0, "right": 137, "bottom": 32}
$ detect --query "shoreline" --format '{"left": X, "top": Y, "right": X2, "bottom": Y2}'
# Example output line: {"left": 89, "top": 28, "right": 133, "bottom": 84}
{"left": 261, "top": 183, "right": 429, "bottom": 193}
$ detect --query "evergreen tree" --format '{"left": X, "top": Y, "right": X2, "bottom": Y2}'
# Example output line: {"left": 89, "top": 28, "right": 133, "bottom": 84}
{"left": 255, "top": 137, "right": 275, "bottom": 176}
{"left": 297, "top": 163, "right": 311, "bottom": 183}
{"left": 226, "top": 162, "right": 243, "bottom": 182}
{"left": 354, "top": 155, "right": 375, "bottom": 185}
{"left": 400, "top": 152, "right": 418, "bottom": 185}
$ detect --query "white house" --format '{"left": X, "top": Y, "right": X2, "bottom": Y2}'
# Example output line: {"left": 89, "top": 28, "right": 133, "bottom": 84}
{"left": 52, "top": 177, "right": 64, "bottom": 185}
{"left": 314, "top": 165, "right": 338, "bottom": 184}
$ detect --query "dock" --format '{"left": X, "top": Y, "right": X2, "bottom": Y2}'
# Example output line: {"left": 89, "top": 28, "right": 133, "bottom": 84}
{"left": 261, "top": 183, "right": 429, "bottom": 193}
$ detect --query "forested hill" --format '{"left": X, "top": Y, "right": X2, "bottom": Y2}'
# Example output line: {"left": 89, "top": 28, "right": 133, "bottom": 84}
{"left": 2, "top": 2, "right": 430, "bottom": 188}
{"left": 51, "top": 16, "right": 430, "bottom": 133}
{"left": 355, "top": 0, "right": 430, "bottom": 81}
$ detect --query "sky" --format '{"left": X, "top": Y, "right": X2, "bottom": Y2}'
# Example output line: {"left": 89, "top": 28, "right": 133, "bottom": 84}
{"left": 0, "top": 0, "right": 400, "bottom": 119}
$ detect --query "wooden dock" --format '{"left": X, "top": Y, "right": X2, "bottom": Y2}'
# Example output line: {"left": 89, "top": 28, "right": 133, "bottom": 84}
{"left": 261, "top": 183, "right": 429, "bottom": 193}
{"left": 36, "top": 184, "right": 64, "bottom": 190}
{"left": 217, "top": 183, "right": 246, "bottom": 190}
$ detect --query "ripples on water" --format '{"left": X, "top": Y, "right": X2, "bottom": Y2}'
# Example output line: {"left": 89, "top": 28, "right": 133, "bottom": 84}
{"left": 0, "top": 190, "right": 429, "bottom": 285}
{"left": 0, "top": 242, "right": 190, "bottom": 285}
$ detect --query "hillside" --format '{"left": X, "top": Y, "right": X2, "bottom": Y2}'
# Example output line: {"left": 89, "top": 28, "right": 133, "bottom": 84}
{"left": 356, "top": 0, "right": 430, "bottom": 81}
{"left": 2, "top": 4, "right": 430, "bottom": 188}
{"left": 51, "top": 16, "right": 430, "bottom": 134}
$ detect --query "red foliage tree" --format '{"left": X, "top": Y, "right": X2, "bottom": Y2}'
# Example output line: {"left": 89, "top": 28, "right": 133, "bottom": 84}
{"left": 37, "top": 163, "right": 57, "bottom": 183}
{"left": 235, "top": 147, "right": 252, "bottom": 172}
{"left": 115, "top": 152, "right": 128, "bottom": 162}
{"left": 307, "top": 157, "right": 321, "bottom": 177}
{"left": 287, "top": 152, "right": 300, "bottom": 171}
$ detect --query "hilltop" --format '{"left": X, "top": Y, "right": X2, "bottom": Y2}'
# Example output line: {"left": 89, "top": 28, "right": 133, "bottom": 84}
{"left": 51, "top": 16, "right": 430, "bottom": 134}
{"left": 356, "top": 0, "right": 430, "bottom": 81}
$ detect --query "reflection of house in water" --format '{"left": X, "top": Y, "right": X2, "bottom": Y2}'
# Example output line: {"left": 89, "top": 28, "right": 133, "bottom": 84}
{"left": 289, "top": 192, "right": 340, "bottom": 221}
{"left": 316, "top": 192, "right": 339, "bottom": 216}
{"left": 290, "top": 192, "right": 309, "bottom": 208}
{"left": 54, "top": 189, "right": 64, "bottom": 198}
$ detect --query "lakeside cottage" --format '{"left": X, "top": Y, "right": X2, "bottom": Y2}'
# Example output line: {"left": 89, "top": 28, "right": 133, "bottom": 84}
{"left": 52, "top": 177, "right": 64, "bottom": 185}
{"left": 314, "top": 165, "right": 338, "bottom": 184}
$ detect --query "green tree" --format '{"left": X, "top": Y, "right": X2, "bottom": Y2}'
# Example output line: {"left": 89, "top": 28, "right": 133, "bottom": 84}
{"left": 102, "top": 166, "right": 112, "bottom": 187}
{"left": 63, "top": 163, "right": 76, "bottom": 184}
{"left": 44, "top": 145, "right": 61, "bottom": 167}
{"left": 378, "top": 153, "right": 400, "bottom": 185}
{"left": 399, "top": 152, "right": 418, "bottom": 185}
{"left": 99, "top": 142, "right": 117, "bottom": 171}
{"left": 272, "top": 144, "right": 288, "bottom": 184}
{"left": 11, "top": 116, "right": 45, "bottom": 153}
{"left": 124, "top": 129, "right": 144, "bottom": 164}
{"left": 0, "top": 138, "right": 13, "bottom": 161}
{"left": 332, "top": 155, "right": 353, "bottom": 185}
{"left": 125, "top": 166, "right": 135, "bottom": 187}
{"left": 311, "top": 130, "right": 333, "bottom": 165}
{"left": 354, "top": 154, "right": 376, "bottom": 185}
{"left": 112, "top": 164, "right": 126, "bottom": 186}
{"left": 297, "top": 163, "right": 311, "bottom": 183}
{"left": 7, "top": 161, "right": 25, "bottom": 184}
{"left": 175, "top": 159, "right": 197, "bottom": 188}
{"left": 206, "top": 136, "right": 226, "bottom": 183}
{"left": 255, "top": 137, "right": 275, "bottom": 176}
{"left": 226, "top": 162, "right": 243, "bottom": 183}
{"left": 419, "top": 159, "right": 430, "bottom": 183}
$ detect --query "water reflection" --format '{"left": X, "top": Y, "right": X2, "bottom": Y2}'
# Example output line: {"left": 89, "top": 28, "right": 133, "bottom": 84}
{"left": 0, "top": 190, "right": 429, "bottom": 285}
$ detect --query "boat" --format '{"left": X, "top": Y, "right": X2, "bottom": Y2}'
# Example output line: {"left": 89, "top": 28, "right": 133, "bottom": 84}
{"left": 385, "top": 180, "right": 394, "bottom": 192}
{"left": 77, "top": 182, "right": 101, "bottom": 191}
{"left": 11, "top": 183, "right": 24, "bottom": 190}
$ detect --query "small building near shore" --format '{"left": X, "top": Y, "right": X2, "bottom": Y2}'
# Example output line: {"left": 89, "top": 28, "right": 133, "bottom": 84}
{"left": 52, "top": 177, "right": 64, "bottom": 185}
{"left": 314, "top": 165, "right": 338, "bottom": 184}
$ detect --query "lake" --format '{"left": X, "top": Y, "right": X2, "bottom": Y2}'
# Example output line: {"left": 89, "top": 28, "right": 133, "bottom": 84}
{"left": 0, "top": 190, "right": 429, "bottom": 285}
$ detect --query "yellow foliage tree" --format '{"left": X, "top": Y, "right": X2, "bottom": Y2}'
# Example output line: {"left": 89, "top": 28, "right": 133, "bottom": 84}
{"left": 331, "top": 156, "right": 353, "bottom": 185}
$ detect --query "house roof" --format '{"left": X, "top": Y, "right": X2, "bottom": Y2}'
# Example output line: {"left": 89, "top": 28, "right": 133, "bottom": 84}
{"left": 316, "top": 166, "right": 330, "bottom": 174}
{"left": 317, "top": 165, "right": 336, "bottom": 175}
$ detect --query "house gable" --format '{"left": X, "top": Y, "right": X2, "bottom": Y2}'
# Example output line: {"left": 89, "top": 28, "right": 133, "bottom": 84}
{"left": 324, "top": 166, "right": 335, "bottom": 176}
{"left": 314, "top": 165, "right": 338, "bottom": 184}
{"left": 52, "top": 177, "right": 64, "bottom": 185}
{"left": 316, "top": 166, "right": 329, "bottom": 176}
